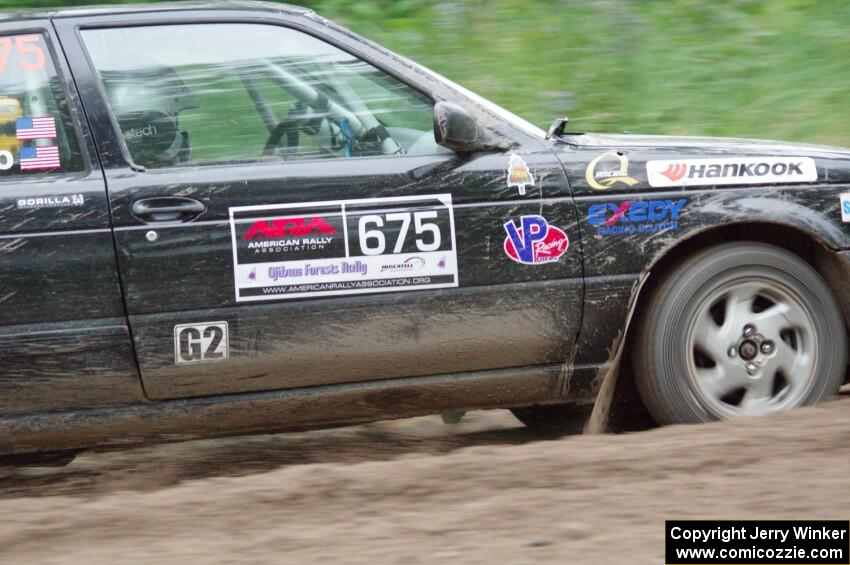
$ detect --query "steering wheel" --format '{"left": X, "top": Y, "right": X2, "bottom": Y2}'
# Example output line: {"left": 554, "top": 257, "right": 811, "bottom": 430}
{"left": 262, "top": 102, "right": 402, "bottom": 158}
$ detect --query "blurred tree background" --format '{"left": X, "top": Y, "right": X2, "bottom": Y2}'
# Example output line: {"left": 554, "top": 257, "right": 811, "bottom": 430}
{"left": 3, "top": 0, "right": 849, "bottom": 144}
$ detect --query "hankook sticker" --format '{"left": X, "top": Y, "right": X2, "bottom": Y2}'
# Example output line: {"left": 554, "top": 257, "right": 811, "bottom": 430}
{"left": 229, "top": 194, "right": 458, "bottom": 301}
{"left": 646, "top": 157, "right": 817, "bottom": 188}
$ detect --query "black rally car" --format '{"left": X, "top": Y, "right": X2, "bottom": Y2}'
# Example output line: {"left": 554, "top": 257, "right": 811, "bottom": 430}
{"left": 1, "top": 1, "right": 848, "bottom": 454}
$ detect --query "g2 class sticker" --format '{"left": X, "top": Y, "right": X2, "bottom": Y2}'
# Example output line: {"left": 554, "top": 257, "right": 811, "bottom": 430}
{"left": 646, "top": 157, "right": 817, "bottom": 188}
{"left": 840, "top": 194, "right": 850, "bottom": 223}
{"left": 17, "top": 193, "right": 84, "bottom": 210}
{"left": 507, "top": 153, "right": 535, "bottom": 195}
{"left": 588, "top": 199, "right": 687, "bottom": 236}
{"left": 174, "top": 322, "right": 229, "bottom": 365}
{"left": 586, "top": 151, "right": 639, "bottom": 191}
{"left": 229, "top": 194, "right": 458, "bottom": 301}
{"left": 503, "top": 215, "right": 569, "bottom": 265}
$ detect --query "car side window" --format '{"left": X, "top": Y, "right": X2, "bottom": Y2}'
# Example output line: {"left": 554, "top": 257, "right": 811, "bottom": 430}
{"left": 0, "top": 33, "right": 84, "bottom": 176}
{"left": 80, "top": 23, "right": 449, "bottom": 170}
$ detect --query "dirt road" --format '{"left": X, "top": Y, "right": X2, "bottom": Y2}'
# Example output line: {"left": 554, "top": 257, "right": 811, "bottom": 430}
{"left": 1, "top": 394, "right": 848, "bottom": 564}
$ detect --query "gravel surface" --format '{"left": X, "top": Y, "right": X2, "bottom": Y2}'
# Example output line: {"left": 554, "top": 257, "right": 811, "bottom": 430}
{"left": 1, "top": 393, "right": 848, "bottom": 564}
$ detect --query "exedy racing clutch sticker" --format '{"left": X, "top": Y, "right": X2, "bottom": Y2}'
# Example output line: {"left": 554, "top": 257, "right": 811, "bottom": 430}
{"left": 229, "top": 194, "right": 458, "bottom": 301}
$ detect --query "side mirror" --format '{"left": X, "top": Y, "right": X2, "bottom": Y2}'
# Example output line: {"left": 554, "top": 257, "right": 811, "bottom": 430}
{"left": 433, "top": 101, "right": 502, "bottom": 154}
{"left": 546, "top": 116, "right": 569, "bottom": 139}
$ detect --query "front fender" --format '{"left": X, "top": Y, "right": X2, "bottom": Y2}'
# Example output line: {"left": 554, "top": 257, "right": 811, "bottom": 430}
{"left": 690, "top": 192, "right": 847, "bottom": 250}
{"left": 576, "top": 189, "right": 850, "bottom": 431}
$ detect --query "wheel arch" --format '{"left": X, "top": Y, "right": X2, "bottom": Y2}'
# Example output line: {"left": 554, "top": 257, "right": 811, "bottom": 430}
{"left": 633, "top": 221, "right": 850, "bottom": 334}
{"left": 601, "top": 219, "right": 850, "bottom": 430}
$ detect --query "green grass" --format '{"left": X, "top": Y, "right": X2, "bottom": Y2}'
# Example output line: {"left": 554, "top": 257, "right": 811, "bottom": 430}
{"left": 5, "top": 0, "right": 850, "bottom": 146}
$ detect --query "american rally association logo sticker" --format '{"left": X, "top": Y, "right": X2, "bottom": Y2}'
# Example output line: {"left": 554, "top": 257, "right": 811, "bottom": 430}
{"left": 242, "top": 216, "right": 339, "bottom": 256}
{"left": 230, "top": 195, "right": 459, "bottom": 302}
{"left": 585, "top": 151, "right": 639, "bottom": 191}
{"left": 503, "top": 215, "right": 569, "bottom": 265}
{"left": 507, "top": 153, "right": 535, "bottom": 195}
{"left": 646, "top": 157, "right": 817, "bottom": 188}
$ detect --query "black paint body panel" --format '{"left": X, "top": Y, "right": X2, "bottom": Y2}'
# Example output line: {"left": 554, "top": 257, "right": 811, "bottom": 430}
{"left": 133, "top": 280, "right": 581, "bottom": 399}
{"left": 55, "top": 9, "right": 584, "bottom": 401}
{"left": 0, "top": 364, "right": 564, "bottom": 454}
{"left": 0, "top": 19, "right": 142, "bottom": 415}
{"left": 0, "top": 4, "right": 847, "bottom": 453}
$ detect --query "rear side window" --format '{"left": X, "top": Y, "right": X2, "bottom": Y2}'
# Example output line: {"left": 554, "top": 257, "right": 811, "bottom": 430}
{"left": 80, "top": 23, "right": 447, "bottom": 170}
{"left": 0, "top": 34, "right": 83, "bottom": 175}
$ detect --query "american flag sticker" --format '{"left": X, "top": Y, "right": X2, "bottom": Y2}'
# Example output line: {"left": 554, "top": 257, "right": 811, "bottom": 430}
{"left": 15, "top": 116, "right": 57, "bottom": 140}
{"left": 19, "top": 146, "right": 61, "bottom": 170}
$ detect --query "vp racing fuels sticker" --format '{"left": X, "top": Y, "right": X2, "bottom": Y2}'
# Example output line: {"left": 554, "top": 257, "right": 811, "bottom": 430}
{"left": 503, "top": 215, "right": 569, "bottom": 265}
{"left": 229, "top": 194, "right": 458, "bottom": 301}
{"left": 646, "top": 157, "right": 817, "bottom": 188}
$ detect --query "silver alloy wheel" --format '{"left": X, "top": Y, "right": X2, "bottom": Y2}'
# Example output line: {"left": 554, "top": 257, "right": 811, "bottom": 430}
{"left": 685, "top": 277, "right": 818, "bottom": 418}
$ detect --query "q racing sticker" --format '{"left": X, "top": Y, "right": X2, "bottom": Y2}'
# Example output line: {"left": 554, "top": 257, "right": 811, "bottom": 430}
{"left": 229, "top": 194, "right": 458, "bottom": 301}
{"left": 586, "top": 151, "right": 638, "bottom": 191}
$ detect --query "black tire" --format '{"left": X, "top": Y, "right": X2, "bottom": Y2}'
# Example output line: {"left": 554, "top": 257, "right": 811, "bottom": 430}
{"left": 634, "top": 242, "right": 846, "bottom": 424}
{"left": 511, "top": 403, "right": 592, "bottom": 435}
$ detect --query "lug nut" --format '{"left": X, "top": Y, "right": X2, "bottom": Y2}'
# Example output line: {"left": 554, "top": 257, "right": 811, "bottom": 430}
{"left": 727, "top": 346, "right": 737, "bottom": 358}
{"left": 743, "top": 324, "right": 756, "bottom": 337}
{"left": 761, "top": 342, "right": 775, "bottom": 354}
{"left": 745, "top": 362, "right": 759, "bottom": 375}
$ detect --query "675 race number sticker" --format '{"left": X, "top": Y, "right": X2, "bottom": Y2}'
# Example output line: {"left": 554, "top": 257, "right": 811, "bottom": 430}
{"left": 229, "top": 194, "right": 458, "bottom": 301}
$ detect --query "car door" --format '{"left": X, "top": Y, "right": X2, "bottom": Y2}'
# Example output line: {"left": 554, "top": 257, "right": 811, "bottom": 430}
{"left": 0, "top": 21, "right": 143, "bottom": 415}
{"left": 56, "top": 10, "right": 584, "bottom": 400}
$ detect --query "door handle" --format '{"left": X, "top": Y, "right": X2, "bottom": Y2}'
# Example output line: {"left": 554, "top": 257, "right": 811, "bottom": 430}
{"left": 131, "top": 197, "right": 206, "bottom": 223}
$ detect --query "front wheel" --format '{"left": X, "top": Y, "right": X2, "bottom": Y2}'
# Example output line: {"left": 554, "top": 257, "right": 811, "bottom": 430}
{"left": 634, "top": 242, "right": 846, "bottom": 424}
